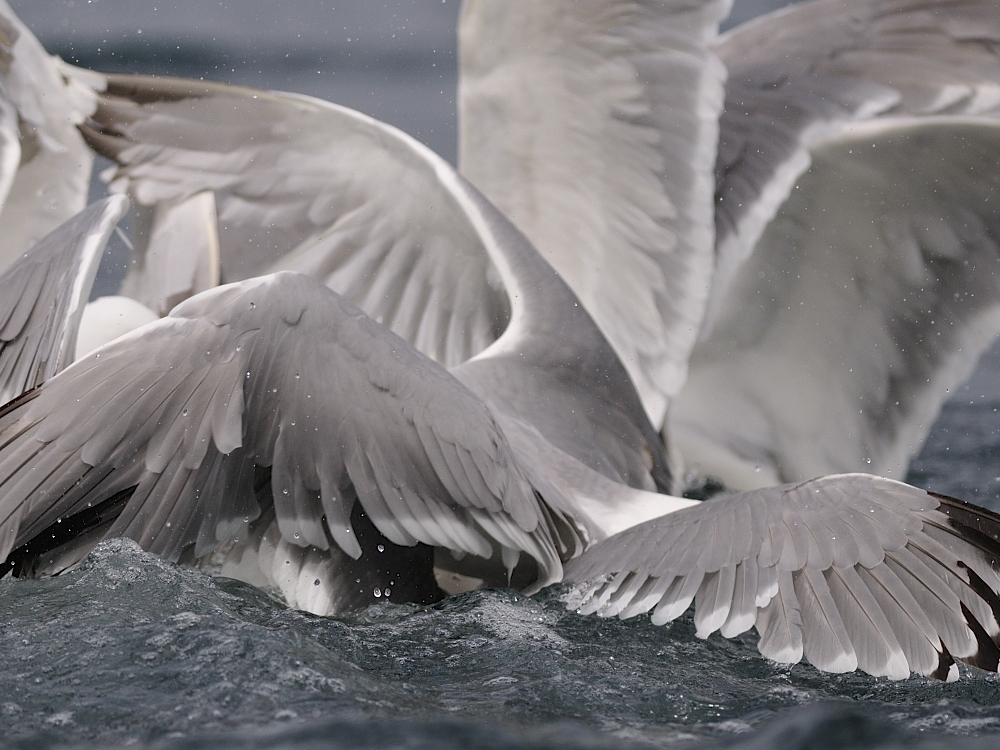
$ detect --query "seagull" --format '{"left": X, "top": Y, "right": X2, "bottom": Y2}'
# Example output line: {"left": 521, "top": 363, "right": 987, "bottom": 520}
{"left": 0, "top": 0, "right": 1000, "bottom": 683}
{"left": 64, "top": 0, "right": 1000, "bottom": 495}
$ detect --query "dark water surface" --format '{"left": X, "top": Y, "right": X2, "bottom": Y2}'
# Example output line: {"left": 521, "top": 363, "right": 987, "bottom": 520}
{"left": 5, "top": 3, "right": 1000, "bottom": 747}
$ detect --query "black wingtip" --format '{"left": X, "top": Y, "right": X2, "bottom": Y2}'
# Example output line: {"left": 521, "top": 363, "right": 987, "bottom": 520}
{"left": 960, "top": 601, "right": 1000, "bottom": 673}
{"left": 929, "top": 642, "right": 956, "bottom": 682}
{"left": 931, "top": 491, "right": 1000, "bottom": 549}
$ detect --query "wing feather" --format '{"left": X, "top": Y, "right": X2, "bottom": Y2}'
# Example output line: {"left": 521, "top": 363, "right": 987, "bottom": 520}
{"left": 0, "top": 273, "right": 563, "bottom": 607}
{"left": 795, "top": 566, "right": 858, "bottom": 673}
{"left": 459, "top": 0, "right": 731, "bottom": 427}
{"left": 0, "top": 197, "right": 129, "bottom": 404}
{"left": 565, "top": 474, "right": 1000, "bottom": 678}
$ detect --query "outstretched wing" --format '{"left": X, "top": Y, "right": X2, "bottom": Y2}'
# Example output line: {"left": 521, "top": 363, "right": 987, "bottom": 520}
{"left": 82, "top": 75, "right": 510, "bottom": 370}
{"left": 0, "top": 272, "right": 562, "bottom": 605}
{"left": 459, "top": 0, "right": 730, "bottom": 428}
{"left": 0, "top": 0, "right": 99, "bottom": 269}
{"left": 0, "top": 196, "right": 129, "bottom": 404}
{"left": 565, "top": 474, "right": 1000, "bottom": 681}
{"left": 709, "top": 0, "right": 1000, "bottom": 323}
{"left": 673, "top": 118, "right": 1000, "bottom": 489}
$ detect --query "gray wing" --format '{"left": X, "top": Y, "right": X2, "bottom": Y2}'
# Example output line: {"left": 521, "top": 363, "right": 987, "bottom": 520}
{"left": 565, "top": 474, "right": 1000, "bottom": 681}
{"left": 82, "top": 75, "right": 509, "bottom": 370}
{"left": 672, "top": 118, "right": 1000, "bottom": 490}
{"left": 710, "top": 0, "right": 1000, "bottom": 324}
{"left": 0, "top": 272, "right": 562, "bottom": 606}
{"left": 0, "top": 1, "right": 100, "bottom": 270}
{"left": 0, "top": 195, "right": 129, "bottom": 404}
{"left": 459, "top": 0, "right": 730, "bottom": 428}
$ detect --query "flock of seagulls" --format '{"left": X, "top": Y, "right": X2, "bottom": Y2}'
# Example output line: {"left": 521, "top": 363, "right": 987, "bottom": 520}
{"left": 0, "top": 0, "right": 1000, "bottom": 682}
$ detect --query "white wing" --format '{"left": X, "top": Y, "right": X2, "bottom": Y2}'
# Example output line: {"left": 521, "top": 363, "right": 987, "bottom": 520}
{"left": 709, "top": 0, "right": 1000, "bottom": 325}
{"left": 0, "top": 272, "right": 564, "bottom": 608}
{"left": 83, "top": 75, "right": 509, "bottom": 370}
{"left": 459, "top": 0, "right": 731, "bottom": 428}
{"left": 0, "top": 196, "right": 128, "bottom": 404}
{"left": 673, "top": 118, "right": 1000, "bottom": 490}
{"left": 566, "top": 474, "right": 1000, "bottom": 681}
{"left": 0, "top": 1, "right": 99, "bottom": 269}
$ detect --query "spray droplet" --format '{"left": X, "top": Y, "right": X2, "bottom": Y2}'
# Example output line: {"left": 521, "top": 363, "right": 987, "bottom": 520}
{"left": 373, "top": 588, "right": 382, "bottom": 598}
{"left": 314, "top": 579, "right": 321, "bottom": 587}
{"left": 377, "top": 544, "right": 385, "bottom": 553}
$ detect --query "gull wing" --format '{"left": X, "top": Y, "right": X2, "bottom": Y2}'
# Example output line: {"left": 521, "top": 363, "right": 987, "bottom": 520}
{"left": 565, "top": 473, "right": 1000, "bottom": 681}
{"left": 0, "top": 1, "right": 99, "bottom": 269}
{"left": 672, "top": 118, "right": 1000, "bottom": 489}
{"left": 0, "top": 272, "right": 564, "bottom": 607}
{"left": 82, "top": 75, "right": 510, "bottom": 370}
{"left": 458, "top": 0, "right": 730, "bottom": 428}
{"left": 0, "top": 195, "right": 128, "bottom": 404}
{"left": 709, "top": 0, "right": 1000, "bottom": 324}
